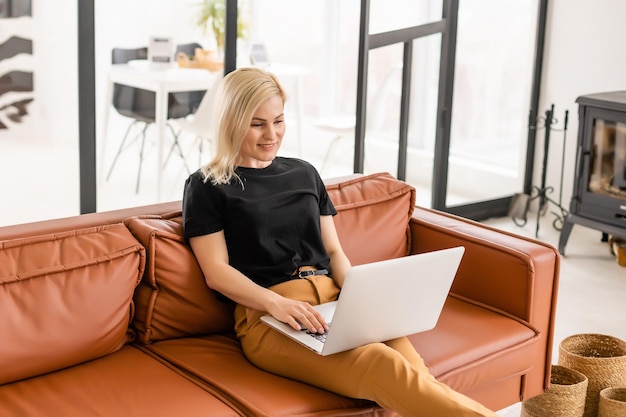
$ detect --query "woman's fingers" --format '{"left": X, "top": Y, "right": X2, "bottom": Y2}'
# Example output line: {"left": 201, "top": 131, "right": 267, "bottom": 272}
{"left": 295, "top": 308, "right": 327, "bottom": 334}
{"left": 280, "top": 301, "right": 328, "bottom": 334}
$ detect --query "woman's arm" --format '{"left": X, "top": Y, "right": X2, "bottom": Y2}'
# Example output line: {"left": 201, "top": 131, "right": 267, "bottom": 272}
{"left": 320, "top": 215, "right": 351, "bottom": 288}
{"left": 189, "top": 231, "right": 328, "bottom": 333}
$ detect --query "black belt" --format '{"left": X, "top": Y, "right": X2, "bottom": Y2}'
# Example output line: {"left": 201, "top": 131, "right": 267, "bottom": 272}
{"left": 291, "top": 268, "right": 329, "bottom": 279}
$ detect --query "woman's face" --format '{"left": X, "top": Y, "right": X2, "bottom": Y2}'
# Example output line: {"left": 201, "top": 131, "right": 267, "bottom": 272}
{"left": 237, "top": 94, "right": 286, "bottom": 168}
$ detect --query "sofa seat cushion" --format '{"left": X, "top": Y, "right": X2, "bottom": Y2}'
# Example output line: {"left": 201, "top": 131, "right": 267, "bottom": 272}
{"left": 145, "top": 334, "right": 394, "bottom": 417}
{"left": 0, "top": 346, "right": 239, "bottom": 417}
{"left": 125, "top": 214, "right": 234, "bottom": 344}
{"left": 326, "top": 172, "right": 416, "bottom": 265}
{"left": 408, "top": 296, "right": 540, "bottom": 393}
{"left": 0, "top": 224, "right": 145, "bottom": 385}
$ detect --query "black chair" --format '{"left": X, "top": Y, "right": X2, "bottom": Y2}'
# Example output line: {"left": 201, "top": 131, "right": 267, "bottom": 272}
{"left": 106, "top": 47, "right": 195, "bottom": 193}
{"left": 161, "top": 42, "right": 211, "bottom": 170}
{"left": 175, "top": 42, "right": 206, "bottom": 113}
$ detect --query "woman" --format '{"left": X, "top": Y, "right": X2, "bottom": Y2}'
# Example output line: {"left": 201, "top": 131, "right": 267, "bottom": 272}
{"left": 182, "top": 67, "right": 498, "bottom": 417}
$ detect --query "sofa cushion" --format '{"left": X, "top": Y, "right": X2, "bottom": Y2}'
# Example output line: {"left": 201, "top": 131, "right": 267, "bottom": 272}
{"left": 0, "top": 224, "right": 145, "bottom": 385}
{"left": 408, "top": 296, "right": 539, "bottom": 393}
{"left": 0, "top": 346, "right": 239, "bottom": 417}
{"left": 145, "top": 335, "right": 391, "bottom": 417}
{"left": 125, "top": 213, "right": 234, "bottom": 344}
{"left": 326, "top": 172, "right": 416, "bottom": 265}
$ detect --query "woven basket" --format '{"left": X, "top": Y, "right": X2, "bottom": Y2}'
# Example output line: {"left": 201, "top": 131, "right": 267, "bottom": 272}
{"left": 558, "top": 334, "right": 626, "bottom": 417}
{"left": 599, "top": 387, "right": 626, "bottom": 417}
{"left": 521, "top": 365, "right": 588, "bottom": 417}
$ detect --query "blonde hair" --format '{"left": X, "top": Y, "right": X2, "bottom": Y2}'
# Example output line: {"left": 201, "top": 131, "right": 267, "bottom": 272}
{"left": 200, "top": 67, "right": 287, "bottom": 185}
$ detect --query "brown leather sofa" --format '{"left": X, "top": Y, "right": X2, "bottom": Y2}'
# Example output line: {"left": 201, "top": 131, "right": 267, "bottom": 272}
{"left": 0, "top": 172, "right": 560, "bottom": 416}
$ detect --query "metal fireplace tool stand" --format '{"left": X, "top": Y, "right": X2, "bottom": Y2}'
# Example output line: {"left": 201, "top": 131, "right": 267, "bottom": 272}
{"left": 510, "top": 104, "right": 569, "bottom": 238}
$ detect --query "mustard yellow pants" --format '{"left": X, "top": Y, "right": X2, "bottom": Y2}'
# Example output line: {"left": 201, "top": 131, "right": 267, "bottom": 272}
{"left": 234, "top": 275, "right": 498, "bottom": 417}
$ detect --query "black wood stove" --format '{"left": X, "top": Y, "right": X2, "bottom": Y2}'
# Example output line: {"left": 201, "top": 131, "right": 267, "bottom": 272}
{"left": 559, "top": 91, "right": 626, "bottom": 255}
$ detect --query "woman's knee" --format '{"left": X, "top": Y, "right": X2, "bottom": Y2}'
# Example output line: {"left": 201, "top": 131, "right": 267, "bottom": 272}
{"left": 384, "top": 337, "right": 425, "bottom": 368}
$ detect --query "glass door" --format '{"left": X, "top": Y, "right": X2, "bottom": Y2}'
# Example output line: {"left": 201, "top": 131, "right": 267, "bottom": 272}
{"left": 352, "top": 0, "right": 545, "bottom": 219}
{"left": 440, "top": 0, "right": 545, "bottom": 219}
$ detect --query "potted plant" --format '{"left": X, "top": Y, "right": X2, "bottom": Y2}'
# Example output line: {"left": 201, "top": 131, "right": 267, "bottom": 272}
{"left": 196, "top": 0, "right": 248, "bottom": 54}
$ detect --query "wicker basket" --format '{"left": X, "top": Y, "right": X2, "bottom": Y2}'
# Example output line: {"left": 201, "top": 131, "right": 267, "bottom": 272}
{"left": 598, "top": 387, "right": 626, "bottom": 417}
{"left": 558, "top": 334, "right": 626, "bottom": 417}
{"left": 521, "top": 365, "right": 588, "bottom": 417}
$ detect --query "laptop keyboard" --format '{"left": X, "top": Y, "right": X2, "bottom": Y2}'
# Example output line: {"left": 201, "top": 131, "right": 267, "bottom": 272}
{"left": 304, "top": 323, "right": 331, "bottom": 343}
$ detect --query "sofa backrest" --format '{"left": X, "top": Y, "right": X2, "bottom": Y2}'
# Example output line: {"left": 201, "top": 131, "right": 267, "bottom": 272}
{"left": 125, "top": 214, "right": 235, "bottom": 344}
{"left": 125, "top": 172, "right": 416, "bottom": 344}
{"left": 0, "top": 224, "right": 145, "bottom": 385}
{"left": 0, "top": 173, "right": 416, "bottom": 362}
{"left": 327, "top": 172, "right": 416, "bottom": 265}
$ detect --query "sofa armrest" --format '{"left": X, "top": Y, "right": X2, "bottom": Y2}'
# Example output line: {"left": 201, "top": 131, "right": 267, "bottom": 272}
{"left": 410, "top": 206, "right": 559, "bottom": 322}
{"left": 409, "top": 206, "right": 560, "bottom": 393}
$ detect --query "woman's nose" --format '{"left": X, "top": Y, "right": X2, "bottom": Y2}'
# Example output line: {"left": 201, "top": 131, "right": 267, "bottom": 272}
{"left": 263, "top": 125, "right": 276, "bottom": 139}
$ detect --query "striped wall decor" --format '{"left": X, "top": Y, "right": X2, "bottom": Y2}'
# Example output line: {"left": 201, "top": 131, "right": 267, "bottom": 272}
{"left": 0, "top": 0, "right": 33, "bottom": 129}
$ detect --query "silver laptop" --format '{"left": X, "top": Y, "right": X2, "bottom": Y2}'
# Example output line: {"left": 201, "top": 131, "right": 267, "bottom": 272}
{"left": 261, "top": 246, "right": 464, "bottom": 356}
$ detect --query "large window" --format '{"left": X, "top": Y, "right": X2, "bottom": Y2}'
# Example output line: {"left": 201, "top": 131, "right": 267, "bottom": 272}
{"left": 0, "top": 1, "right": 80, "bottom": 226}
{"left": 353, "top": 0, "right": 544, "bottom": 218}
{"left": 0, "top": 0, "right": 544, "bottom": 226}
{"left": 446, "top": 0, "right": 539, "bottom": 207}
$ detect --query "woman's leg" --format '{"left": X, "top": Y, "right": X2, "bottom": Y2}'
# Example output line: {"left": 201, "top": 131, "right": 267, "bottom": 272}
{"left": 235, "top": 277, "right": 498, "bottom": 417}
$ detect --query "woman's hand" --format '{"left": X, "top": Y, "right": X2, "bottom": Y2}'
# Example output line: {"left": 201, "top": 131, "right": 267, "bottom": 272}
{"left": 190, "top": 231, "right": 328, "bottom": 334}
{"left": 267, "top": 296, "right": 328, "bottom": 334}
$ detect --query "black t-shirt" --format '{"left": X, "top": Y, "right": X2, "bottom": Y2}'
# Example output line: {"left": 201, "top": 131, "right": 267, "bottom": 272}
{"left": 182, "top": 157, "right": 337, "bottom": 288}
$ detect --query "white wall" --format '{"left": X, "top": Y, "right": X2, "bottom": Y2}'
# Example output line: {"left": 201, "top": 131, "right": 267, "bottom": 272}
{"left": 536, "top": 0, "right": 626, "bottom": 211}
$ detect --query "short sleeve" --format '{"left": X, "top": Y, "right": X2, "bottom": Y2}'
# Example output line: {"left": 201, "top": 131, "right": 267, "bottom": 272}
{"left": 182, "top": 171, "right": 226, "bottom": 240}
{"left": 315, "top": 169, "right": 337, "bottom": 216}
